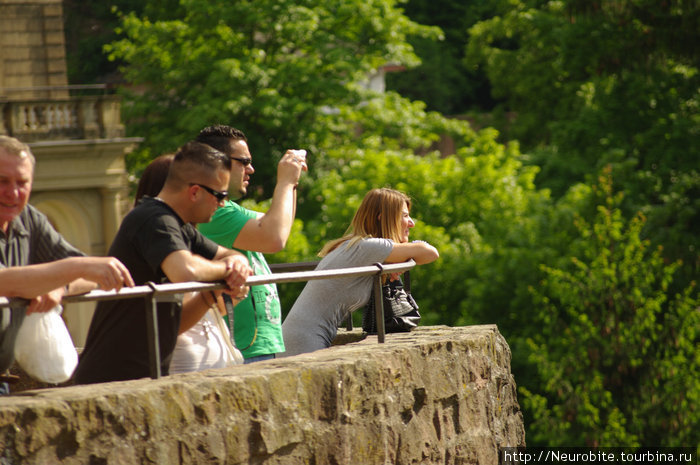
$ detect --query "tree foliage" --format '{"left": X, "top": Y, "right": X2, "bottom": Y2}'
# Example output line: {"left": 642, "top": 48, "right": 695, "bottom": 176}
{"left": 385, "top": 0, "right": 502, "bottom": 114}
{"left": 63, "top": 0, "right": 145, "bottom": 85}
{"left": 521, "top": 170, "right": 698, "bottom": 447}
{"left": 106, "top": 0, "right": 441, "bottom": 193}
{"left": 465, "top": 0, "right": 699, "bottom": 317}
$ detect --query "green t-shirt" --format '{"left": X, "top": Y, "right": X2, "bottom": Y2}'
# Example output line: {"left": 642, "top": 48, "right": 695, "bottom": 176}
{"left": 198, "top": 201, "right": 285, "bottom": 358}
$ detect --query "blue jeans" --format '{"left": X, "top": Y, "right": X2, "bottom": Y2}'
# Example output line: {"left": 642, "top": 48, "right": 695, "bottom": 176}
{"left": 244, "top": 354, "right": 275, "bottom": 364}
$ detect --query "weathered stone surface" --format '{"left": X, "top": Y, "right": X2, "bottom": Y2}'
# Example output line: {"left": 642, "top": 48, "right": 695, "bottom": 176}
{"left": 0, "top": 325, "right": 525, "bottom": 464}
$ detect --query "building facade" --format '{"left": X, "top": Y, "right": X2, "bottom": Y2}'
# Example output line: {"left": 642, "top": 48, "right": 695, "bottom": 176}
{"left": 1, "top": 0, "right": 140, "bottom": 345}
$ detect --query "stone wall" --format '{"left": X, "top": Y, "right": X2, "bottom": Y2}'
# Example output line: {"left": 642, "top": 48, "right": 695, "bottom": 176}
{"left": 0, "top": 326, "right": 525, "bottom": 464}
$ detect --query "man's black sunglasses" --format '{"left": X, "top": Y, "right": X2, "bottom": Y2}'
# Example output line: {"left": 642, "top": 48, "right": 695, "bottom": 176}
{"left": 231, "top": 156, "right": 253, "bottom": 167}
{"left": 190, "top": 183, "right": 228, "bottom": 202}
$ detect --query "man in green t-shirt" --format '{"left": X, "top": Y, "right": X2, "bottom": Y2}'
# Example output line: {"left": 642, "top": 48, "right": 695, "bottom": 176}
{"left": 196, "top": 125, "right": 307, "bottom": 362}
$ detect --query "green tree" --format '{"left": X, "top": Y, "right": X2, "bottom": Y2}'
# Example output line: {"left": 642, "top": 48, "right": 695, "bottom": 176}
{"left": 385, "top": 0, "right": 503, "bottom": 115}
{"left": 63, "top": 0, "right": 143, "bottom": 85}
{"left": 106, "top": 0, "right": 441, "bottom": 194}
{"left": 521, "top": 171, "right": 699, "bottom": 446}
{"left": 465, "top": 0, "right": 700, "bottom": 298}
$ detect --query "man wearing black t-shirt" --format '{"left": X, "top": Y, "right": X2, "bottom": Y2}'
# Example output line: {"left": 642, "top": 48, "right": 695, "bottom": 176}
{"left": 74, "top": 141, "right": 252, "bottom": 384}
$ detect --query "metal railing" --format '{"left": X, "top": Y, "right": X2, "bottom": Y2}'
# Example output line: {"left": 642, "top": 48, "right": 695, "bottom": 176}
{"left": 1, "top": 260, "right": 416, "bottom": 379}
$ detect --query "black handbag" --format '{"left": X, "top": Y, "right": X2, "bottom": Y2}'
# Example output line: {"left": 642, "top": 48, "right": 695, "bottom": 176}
{"left": 362, "top": 272, "right": 420, "bottom": 334}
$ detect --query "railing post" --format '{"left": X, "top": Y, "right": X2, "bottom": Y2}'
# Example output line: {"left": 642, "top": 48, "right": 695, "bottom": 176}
{"left": 144, "top": 282, "right": 161, "bottom": 379}
{"left": 373, "top": 272, "right": 386, "bottom": 343}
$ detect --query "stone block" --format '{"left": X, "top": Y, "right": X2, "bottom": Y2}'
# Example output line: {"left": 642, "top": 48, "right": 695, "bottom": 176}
{"left": 0, "top": 17, "right": 35, "bottom": 33}
{"left": 41, "top": 3, "right": 63, "bottom": 17}
{"left": 2, "top": 31, "right": 42, "bottom": 49}
{"left": 47, "top": 59, "right": 66, "bottom": 74}
{"left": 41, "top": 17, "right": 64, "bottom": 32}
{"left": 45, "top": 45, "right": 65, "bottom": 60}
{"left": 43, "top": 31, "right": 64, "bottom": 46}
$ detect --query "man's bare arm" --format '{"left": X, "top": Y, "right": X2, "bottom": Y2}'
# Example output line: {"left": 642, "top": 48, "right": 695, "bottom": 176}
{"left": 161, "top": 248, "right": 250, "bottom": 284}
{"left": 0, "top": 256, "right": 134, "bottom": 299}
{"left": 232, "top": 149, "right": 306, "bottom": 253}
{"left": 161, "top": 248, "right": 252, "bottom": 333}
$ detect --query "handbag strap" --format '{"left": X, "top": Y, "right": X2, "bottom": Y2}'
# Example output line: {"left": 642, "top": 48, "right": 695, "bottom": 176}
{"left": 404, "top": 270, "right": 411, "bottom": 292}
{"left": 210, "top": 298, "right": 242, "bottom": 364}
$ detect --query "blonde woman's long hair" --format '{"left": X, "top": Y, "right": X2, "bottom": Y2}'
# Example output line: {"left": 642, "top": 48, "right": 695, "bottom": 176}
{"left": 319, "top": 188, "right": 411, "bottom": 257}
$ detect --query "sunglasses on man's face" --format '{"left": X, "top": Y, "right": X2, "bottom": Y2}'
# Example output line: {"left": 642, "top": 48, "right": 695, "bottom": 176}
{"left": 190, "top": 183, "right": 228, "bottom": 202}
{"left": 231, "top": 156, "right": 253, "bottom": 167}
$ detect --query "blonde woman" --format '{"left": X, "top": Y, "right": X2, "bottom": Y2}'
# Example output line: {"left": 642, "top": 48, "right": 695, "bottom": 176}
{"left": 280, "top": 188, "right": 439, "bottom": 357}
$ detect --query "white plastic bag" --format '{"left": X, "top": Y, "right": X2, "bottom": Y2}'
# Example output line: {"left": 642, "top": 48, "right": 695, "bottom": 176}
{"left": 13, "top": 305, "right": 78, "bottom": 383}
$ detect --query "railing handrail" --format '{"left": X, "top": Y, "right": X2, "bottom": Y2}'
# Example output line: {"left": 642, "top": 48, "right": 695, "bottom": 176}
{"left": 0, "top": 261, "right": 414, "bottom": 306}
{"left": 1, "top": 260, "right": 416, "bottom": 379}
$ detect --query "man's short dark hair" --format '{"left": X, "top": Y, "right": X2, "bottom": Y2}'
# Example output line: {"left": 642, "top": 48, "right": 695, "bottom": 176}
{"left": 166, "top": 141, "right": 231, "bottom": 188}
{"left": 196, "top": 125, "right": 247, "bottom": 155}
